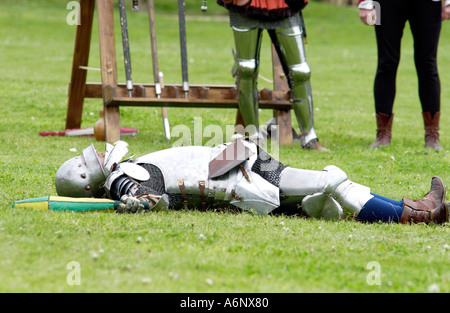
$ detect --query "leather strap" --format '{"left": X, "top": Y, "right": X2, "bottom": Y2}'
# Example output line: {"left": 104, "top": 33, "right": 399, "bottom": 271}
{"left": 199, "top": 181, "right": 206, "bottom": 212}
{"left": 239, "top": 165, "right": 251, "bottom": 183}
{"left": 178, "top": 179, "right": 189, "bottom": 212}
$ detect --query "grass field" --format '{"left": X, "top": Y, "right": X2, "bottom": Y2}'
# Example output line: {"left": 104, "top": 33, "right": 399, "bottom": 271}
{"left": 0, "top": 0, "right": 449, "bottom": 293}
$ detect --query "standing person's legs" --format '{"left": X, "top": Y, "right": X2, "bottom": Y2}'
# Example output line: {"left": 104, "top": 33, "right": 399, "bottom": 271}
{"left": 232, "top": 26, "right": 264, "bottom": 137}
{"left": 409, "top": 0, "right": 443, "bottom": 150}
{"left": 268, "top": 25, "right": 328, "bottom": 151}
{"left": 370, "top": 0, "right": 408, "bottom": 148}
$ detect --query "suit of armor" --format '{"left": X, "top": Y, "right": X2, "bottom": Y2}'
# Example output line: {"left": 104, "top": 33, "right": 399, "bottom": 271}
{"left": 101, "top": 139, "right": 369, "bottom": 219}
{"left": 55, "top": 141, "right": 448, "bottom": 224}
{"left": 219, "top": 1, "right": 326, "bottom": 150}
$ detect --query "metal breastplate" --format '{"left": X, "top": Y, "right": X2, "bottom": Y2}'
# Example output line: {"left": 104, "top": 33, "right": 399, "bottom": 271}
{"left": 134, "top": 146, "right": 223, "bottom": 197}
{"left": 106, "top": 142, "right": 280, "bottom": 215}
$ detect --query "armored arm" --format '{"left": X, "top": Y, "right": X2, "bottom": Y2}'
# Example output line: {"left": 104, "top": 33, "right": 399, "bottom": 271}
{"left": 105, "top": 162, "right": 169, "bottom": 213}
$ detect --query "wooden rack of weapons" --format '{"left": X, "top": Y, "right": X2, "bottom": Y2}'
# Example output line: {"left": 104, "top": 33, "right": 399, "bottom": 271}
{"left": 65, "top": 0, "right": 294, "bottom": 144}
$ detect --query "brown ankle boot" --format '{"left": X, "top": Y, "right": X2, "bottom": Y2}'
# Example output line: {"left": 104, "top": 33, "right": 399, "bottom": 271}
{"left": 423, "top": 112, "right": 443, "bottom": 150}
{"left": 403, "top": 176, "right": 446, "bottom": 211}
{"left": 369, "top": 113, "right": 393, "bottom": 149}
{"left": 400, "top": 201, "right": 449, "bottom": 224}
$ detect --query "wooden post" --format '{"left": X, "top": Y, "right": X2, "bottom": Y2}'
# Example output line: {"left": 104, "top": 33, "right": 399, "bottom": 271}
{"left": 97, "top": 0, "right": 121, "bottom": 142}
{"left": 272, "top": 46, "right": 293, "bottom": 145}
{"left": 65, "top": 0, "right": 96, "bottom": 130}
{"left": 234, "top": 109, "right": 245, "bottom": 135}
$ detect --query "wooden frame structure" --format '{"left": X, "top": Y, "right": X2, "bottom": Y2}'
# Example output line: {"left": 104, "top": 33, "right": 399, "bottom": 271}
{"left": 65, "top": 0, "right": 294, "bottom": 144}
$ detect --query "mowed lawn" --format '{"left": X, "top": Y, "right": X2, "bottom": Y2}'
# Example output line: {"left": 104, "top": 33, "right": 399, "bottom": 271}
{"left": 0, "top": 0, "right": 449, "bottom": 293}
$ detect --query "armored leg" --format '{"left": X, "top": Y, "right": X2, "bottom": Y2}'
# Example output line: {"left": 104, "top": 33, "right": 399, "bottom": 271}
{"left": 232, "top": 26, "right": 263, "bottom": 136}
{"left": 269, "top": 26, "right": 319, "bottom": 148}
{"left": 279, "top": 166, "right": 374, "bottom": 220}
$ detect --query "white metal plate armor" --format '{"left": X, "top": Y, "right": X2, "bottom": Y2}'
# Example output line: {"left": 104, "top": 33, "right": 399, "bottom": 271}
{"left": 119, "top": 163, "right": 150, "bottom": 181}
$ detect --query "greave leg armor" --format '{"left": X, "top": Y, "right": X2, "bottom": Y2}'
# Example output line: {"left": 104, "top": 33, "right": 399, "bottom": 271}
{"left": 232, "top": 26, "right": 263, "bottom": 136}
{"left": 269, "top": 26, "right": 317, "bottom": 147}
{"left": 279, "top": 166, "right": 374, "bottom": 220}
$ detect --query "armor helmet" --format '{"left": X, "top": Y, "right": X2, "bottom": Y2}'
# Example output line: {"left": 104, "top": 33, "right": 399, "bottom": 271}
{"left": 55, "top": 145, "right": 106, "bottom": 198}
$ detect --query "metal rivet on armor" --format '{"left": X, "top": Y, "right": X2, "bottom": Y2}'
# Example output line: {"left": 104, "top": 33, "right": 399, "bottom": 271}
{"left": 81, "top": 173, "right": 87, "bottom": 179}
{"left": 85, "top": 185, "right": 91, "bottom": 190}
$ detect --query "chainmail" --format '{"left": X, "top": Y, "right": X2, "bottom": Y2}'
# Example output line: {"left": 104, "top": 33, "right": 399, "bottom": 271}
{"left": 133, "top": 163, "right": 165, "bottom": 197}
{"left": 109, "top": 163, "right": 166, "bottom": 200}
{"left": 251, "top": 150, "right": 287, "bottom": 187}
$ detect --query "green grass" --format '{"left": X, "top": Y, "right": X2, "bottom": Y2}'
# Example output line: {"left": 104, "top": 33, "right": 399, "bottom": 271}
{"left": 0, "top": 0, "right": 449, "bottom": 293}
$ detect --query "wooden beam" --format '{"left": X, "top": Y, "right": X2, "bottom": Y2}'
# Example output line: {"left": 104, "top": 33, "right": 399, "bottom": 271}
{"left": 83, "top": 83, "right": 291, "bottom": 109}
{"left": 97, "top": 0, "right": 121, "bottom": 142}
{"left": 272, "top": 46, "right": 293, "bottom": 145}
{"left": 108, "top": 97, "right": 291, "bottom": 109}
{"left": 65, "top": 0, "right": 96, "bottom": 130}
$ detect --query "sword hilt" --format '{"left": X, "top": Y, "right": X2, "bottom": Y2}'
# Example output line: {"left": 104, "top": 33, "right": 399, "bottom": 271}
{"left": 132, "top": 0, "right": 139, "bottom": 11}
{"left": 201, "top": 0, "right": 208, "bottom": 12}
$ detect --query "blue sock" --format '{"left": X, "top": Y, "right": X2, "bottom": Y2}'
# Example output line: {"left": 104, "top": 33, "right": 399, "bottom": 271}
{"left": 357, "top": 194, "right": 404, "bottom": 223}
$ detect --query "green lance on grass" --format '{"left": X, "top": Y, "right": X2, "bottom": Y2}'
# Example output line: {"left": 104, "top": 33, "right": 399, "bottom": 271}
{"left": 12, "top": 196, "right": 150, "bottom": 212}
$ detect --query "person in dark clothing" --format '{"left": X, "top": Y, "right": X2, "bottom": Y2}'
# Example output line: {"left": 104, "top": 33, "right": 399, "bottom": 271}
{"left": 359, "top": 0, "right": 450, "bottom": 150}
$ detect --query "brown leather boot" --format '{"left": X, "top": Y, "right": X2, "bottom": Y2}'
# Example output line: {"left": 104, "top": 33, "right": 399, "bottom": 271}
{"left": 423, "top": 112, "right": 443, "bottom": 150}
{"left": 369, "top": 113, "right": 393, "bottom": 149}
{"left": 403, "top": 176, "right": 446, "bottom": 211}
{"left": 400, "top": 201, "right": 449, "bottom": 224}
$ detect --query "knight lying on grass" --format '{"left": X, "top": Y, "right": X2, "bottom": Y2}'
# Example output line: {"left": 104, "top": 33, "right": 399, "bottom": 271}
{"left": 55, "top": 140, "right": 448, "bottom": 224}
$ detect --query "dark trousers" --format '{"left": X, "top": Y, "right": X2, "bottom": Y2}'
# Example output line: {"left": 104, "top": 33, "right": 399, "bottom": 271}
{"left": 374, "top": 0, "right": 442, "bottom": 116}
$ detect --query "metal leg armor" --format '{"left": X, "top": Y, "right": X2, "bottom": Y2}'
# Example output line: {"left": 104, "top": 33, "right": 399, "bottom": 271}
{"left": 232, "top": 26, "right": 263, "bottom": 136}
{"left": 269, "top": 25, "right": 317, "bottom": 147}
{"left": 279, "top": 166, "right": 374, "bottom": 220}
